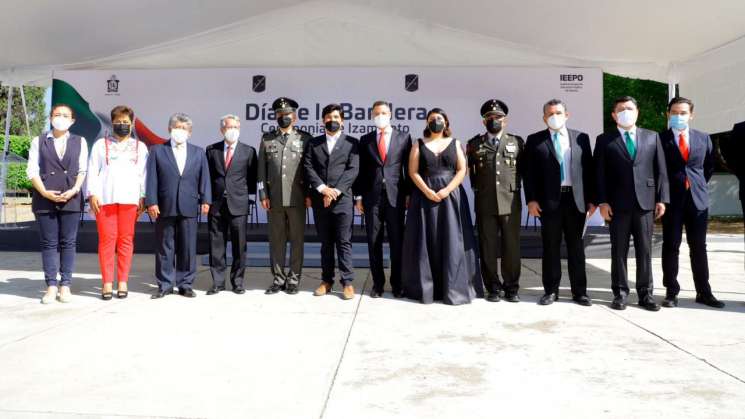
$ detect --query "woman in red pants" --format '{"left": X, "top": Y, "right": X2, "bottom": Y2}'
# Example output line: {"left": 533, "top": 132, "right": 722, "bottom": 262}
{"left": 86, "top": 106, "right": 148, "bottom": 299}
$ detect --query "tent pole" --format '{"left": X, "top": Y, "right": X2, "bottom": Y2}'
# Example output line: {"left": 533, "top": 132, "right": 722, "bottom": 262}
{"left": 20, "top": 86, "right": 31, "bottom": 137}
{"left": 0, "top": 85, "right": 14, "bottom": 224}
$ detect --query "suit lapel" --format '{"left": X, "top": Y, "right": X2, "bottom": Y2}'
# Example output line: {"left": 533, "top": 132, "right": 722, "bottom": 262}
{"left": 614, "top": 132, "right": 633, "bottom": 162}
{"left": 545, "top": 130, "right": 560, "bottom": 163}
{"left": 226, "top": 142, "right": 241, "bottom": 174}
{"left": 164, "top": 141, "right": 181, "bottom": 176}
{"left": 330, "top": 134, "right": 347, "bottom": 161}
{"left": 369, "top": 132, "right": 384, "bottom": 166}
{"left": 183, "top": 144, "right": 195, "bottom": 176}
{"left": 568, "top": 130, "right": 582, "bottom": 182}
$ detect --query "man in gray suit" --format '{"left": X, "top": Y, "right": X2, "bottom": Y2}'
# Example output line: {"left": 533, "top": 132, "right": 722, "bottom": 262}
{"left": 594, "top": 96, "right": 670, "bottom": 311}
{"left": 258, "top": 98, "right": 313, "bottom": 295}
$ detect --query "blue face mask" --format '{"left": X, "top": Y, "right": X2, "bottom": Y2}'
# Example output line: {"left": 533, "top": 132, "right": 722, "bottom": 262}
{"left": 669, "top": 114, "right": 690, "bottom": 130}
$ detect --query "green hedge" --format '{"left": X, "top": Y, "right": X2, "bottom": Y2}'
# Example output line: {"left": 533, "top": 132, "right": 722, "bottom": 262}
{"left": 6, "top": 135, "right": 32, "bottom": 159}
{"left": 4, "top": 162, "right": 32, "bottom": 191}
{"left": 603, "top": 73, "right": 668, "bottom": 133}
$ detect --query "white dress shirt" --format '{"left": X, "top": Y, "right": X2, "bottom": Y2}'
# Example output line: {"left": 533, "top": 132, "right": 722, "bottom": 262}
{"left": 86, "top": 137, "right": 148, "bottom": 206}
{"left": 26, "top": 131, "right": 88, "bottom": 181}
{"left": 317, "top": 132, "right": 343, "bottom": 194}
{"left": 549, "top": 127, "right": 572, "bottom": 186}
{"left": 171, "top": 141, "right": 188, "bottom": 175}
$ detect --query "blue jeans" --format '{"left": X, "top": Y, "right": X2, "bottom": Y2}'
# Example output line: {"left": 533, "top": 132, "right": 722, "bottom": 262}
{"left": 36, "top": 211, "right": 80, "bottom": 286}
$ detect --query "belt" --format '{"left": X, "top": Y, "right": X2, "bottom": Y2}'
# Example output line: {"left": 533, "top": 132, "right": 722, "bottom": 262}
{"left": 560, "top": 186, "right": 573, "bottom": 193}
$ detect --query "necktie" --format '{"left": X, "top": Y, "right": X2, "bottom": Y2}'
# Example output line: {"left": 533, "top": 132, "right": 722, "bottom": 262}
{"left": 624, "top": 131, "right": 636, "bottom": 160}
{"left": 378, "top": 130, "right": 387, "bottom": 163}
{"left": 679, "top": 132, "right": 690, "bottom": 189}
{"left": 553, "top": 132, "right": 565, "bottom": 182}
{"left": 225, "top": 145, "right": 234, "bottom": 169}
{"left": 492, "top": 136, "right": 499, "bottom": 148}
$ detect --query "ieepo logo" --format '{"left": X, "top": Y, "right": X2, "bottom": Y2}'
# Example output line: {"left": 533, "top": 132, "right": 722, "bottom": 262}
{"left": 560, "top": 74, "right": 583, "bottom": 82}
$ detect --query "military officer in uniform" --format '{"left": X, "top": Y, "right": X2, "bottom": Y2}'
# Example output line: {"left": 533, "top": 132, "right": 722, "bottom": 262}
{"left": 466, "top": 99, "right": 525, "bottom": 303}
{"left": 258, "top": 97, "right": 313, "bottom": 295}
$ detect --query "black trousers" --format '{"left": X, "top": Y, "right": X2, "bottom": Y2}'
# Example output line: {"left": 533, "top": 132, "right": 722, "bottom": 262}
{"left": 609, "top": 206, "right": 654, "bottom": 299}
{"left": 155, "top": 216, "right": 198, "bottom": 292}
{"left": 208, "top": 205, "right": 247, "bottom": 289}
{"left": 314, "top": 202, "right": 354, "bottom": 285}
{"left": 662, "top": 190, "right": 710, "bottom": 296}
{"left": 363, "top": 192, "right": 405, "bottom": 293}
{"left": 540, "top": 191, "right": 587, "bottom": 297}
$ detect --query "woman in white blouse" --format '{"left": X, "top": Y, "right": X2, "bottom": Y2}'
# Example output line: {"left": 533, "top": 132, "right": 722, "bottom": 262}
{"left": 87, "top": 106, "right": 148, "bottom": 300}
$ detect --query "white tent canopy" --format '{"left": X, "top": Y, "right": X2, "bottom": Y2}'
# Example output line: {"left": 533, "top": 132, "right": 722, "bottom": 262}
{"left": 1, "top": 0, "right": 745, "bottom": 132}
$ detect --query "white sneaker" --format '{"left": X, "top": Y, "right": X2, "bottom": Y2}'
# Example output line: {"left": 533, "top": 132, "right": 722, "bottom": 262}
{"left": 41, "top": 286, "right": 58, "bottom": 304}
{"left": 58, "top": 286, "right": 72, "bottom": 303}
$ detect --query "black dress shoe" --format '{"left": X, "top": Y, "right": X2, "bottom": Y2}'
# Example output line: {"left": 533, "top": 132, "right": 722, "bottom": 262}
{"left": 485, "top": 291, "right": 501, "bottom": 302}
{"left": 265, "top": 284, "right": 284, "bottom": 294}
{"left": 178, "top": 288, "right": 197, "bottom": 298}
{"left": 392, "top": 289, "right": 405, "bottom": 299}
{"left": 662, "top": 295, "right": 678, "bottom": 308}
{"left": 232, "top": 287, "right": 246, "bottom": 295}
{"left": 610, "top": 295, "right": 627, "bottom": 310}
{"left": 504, "top": 292, "right": 520, "bottom": 303}
{"left": 538, "top": 293, "right": 558, "bottom": 306}
{"left": 370, "top": 288, "right": 383, "bottom": 298}
{"left": 638, "top": 297, "right": 660, "bottom": 311}
{"left": 695, "top": 293, "right": 725, "bottom": 308}
{"left": 572, "top": 295, "right": 592, "bottom": 306}
{"left": 206, "top": 286, "right": 225, "bottom": 295}
{"left": 285, "top": 284, "right": 299, "bottom": 295}
{"left": 151, "top": 289, "right": 172, "bottom": 299}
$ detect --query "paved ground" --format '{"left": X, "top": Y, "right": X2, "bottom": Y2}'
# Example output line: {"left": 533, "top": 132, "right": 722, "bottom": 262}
{"left": 0, "top": 235, "right": 744, "bottom": 419}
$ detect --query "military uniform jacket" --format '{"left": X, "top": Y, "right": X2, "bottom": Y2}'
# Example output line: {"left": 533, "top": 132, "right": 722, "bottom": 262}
{"left": 257, "top": 128, "right": 312, "bottom": 208}
{"left": 467, "top": 132, "right": 525, "bottom": 216}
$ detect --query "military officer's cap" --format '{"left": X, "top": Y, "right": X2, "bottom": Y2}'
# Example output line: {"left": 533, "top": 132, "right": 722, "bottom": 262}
{"left": 272, "top": 97, "right": 299, "bottom": 114}
{"left": 480, "top": 99, "right": 508, "bottom": 118}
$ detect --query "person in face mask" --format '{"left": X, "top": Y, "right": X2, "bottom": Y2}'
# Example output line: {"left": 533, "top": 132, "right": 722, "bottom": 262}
{"left": 658, "top": 97, "right": 724, "bottom": 308}
{"left": 594, "top": 95, "right": 669, "bottom": 311}
{"left": 465, "top": 99, "right": 524, "bottom": 303}
{"left": 204, "top": 114, "right": 257, "bottom": 295}
{"left": 145, "top": 113, "right": 212, "bottom": 299}
{"left": 26, "top": 103, "right": 88, "bottom": 304}
{"left": 402, "top": 108, "right": 482, "bottom": 305}
{"left": 258, "top": 97, "right": 313, "bottom": 295}
{"left": 351, "top": 100, "right": 412, "bottom": 298}
{"left": 523, "top": 99, "right": 596, "bottom": 307}
{"left": 86, "top": 105, "right": 148, "bottom": 300}
{"left": 303, "top": 104, "right": 359, "bottom": 300}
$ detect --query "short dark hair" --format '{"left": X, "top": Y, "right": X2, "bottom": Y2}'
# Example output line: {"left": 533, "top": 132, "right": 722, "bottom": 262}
{"left": 423, "top": 107, "right": 453, "bottom": 138}
{"left": 667, "top": 96, "right": 694, "bottom": 112}
{"left": 50, "top": 103, "right": 75, "bottom": 118}
{"left": 612, "top": 96, "right": 638, "bottom": 111}
{"left": 542, "top": 99, "right": 567, "bottom": 114}
{"left": 371, "top": 100, "right": 390, "bottom": 110}
{"left": 322, "top": 103, "right": 343, "bottom": 119}
{"left": 111, "top": 105, "right": 135, "bottom": 122}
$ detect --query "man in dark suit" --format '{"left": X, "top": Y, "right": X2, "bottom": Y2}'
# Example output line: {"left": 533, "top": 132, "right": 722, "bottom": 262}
{"left": 353, "top": 100, "right": 412, "bottom": 298}
{"left": 727, "top": 121, "right": 745, "bottom": 226}
{"left": 205, "top": 114, "right": 258, "bottom": 295}
{"left": 660, "top": 97, "right": 724, "bottom": 308}
{"left": 594, "top": 96, "right": 669, "bottom": 311}
{"left": 146, "top": 113, "right": 211, "bottom": 299}
{"left": 303, "top": 104, "right": 359, "bottom": 300}
{"left": 524, "top": 99, "right": 595, "bottom": 306}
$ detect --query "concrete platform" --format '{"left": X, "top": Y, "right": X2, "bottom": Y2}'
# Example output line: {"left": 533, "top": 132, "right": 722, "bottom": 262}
{"left": 0, "top": 235, "right": 744, "bottom": 419}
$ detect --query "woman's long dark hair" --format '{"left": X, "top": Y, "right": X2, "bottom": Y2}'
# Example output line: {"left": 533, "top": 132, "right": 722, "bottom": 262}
{"left": 423, "top": 107, "right": 452, "bottom": 138}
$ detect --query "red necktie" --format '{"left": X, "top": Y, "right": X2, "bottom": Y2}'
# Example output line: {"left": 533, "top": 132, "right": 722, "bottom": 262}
{"left": 225, "top": 145, "right": 234, "bottom": 169}
{"left": 678, "top": 133, "right": 690, "bottom": 189}
{"left": 378, "top": 130, "right": 387, "bottom": 163}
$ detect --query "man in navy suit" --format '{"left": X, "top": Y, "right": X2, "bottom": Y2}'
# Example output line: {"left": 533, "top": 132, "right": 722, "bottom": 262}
{"left": 594, "top": 96, "right": 669, "bottom": 311}
{"left": 146, "top": 113, "right": 211, "bottom": 299}
{"left": 660, "top": 97, "right": 724, "bottom": 308}
{"left": 354, "top": 100, "right": 412, "bottom": 298}
{"left": 524, "top": 99, "right": 596, "bottom": 307}
{"left": 303, "top": 104, "right": 359, "bottom": 300}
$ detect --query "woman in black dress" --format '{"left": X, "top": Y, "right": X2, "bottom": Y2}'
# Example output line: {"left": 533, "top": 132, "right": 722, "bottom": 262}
{"left": 402, "top": 108, "right": 483, "bottom": 305}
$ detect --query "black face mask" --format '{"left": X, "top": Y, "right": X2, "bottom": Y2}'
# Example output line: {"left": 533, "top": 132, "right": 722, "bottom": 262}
{"left": 325, "top": 120, "right": 341, "bottom": 133}
{"left": 485, "top": 119, "right": 503, "bottom": 134}
{"left": 113, "top": 123, "right": 131, "bottom": 137}
{"left": 428, "top": 120, "right": 445, "bottom": 134}
{"left": 277, "top": 115, "right": 292, "bottom": 129}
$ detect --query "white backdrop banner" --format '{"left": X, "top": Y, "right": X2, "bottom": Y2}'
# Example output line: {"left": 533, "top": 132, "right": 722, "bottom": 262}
{"left": 54, "top": 67, "right": 604, "bottom": 225}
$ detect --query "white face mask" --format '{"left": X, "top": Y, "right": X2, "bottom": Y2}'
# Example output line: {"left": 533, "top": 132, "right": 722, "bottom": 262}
{"left": 51, "top": 116, "right": 73, "bottom": 132}
{"left": 170, "top": 128, "right": 189, "bottom": 144}
{"left": 546, "top": 114, "right": 566, "bottom": 131}
{"left": 224, "top": 128, "right": 240, "bottom": 144}
{"left": 373, "top": 114, "right": 391, "bottom": 129}
{"left": 616, "top": 109, "right": 637, "bottom": 128}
